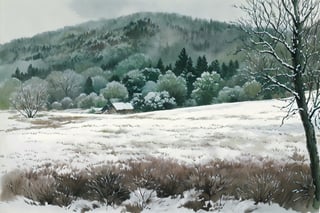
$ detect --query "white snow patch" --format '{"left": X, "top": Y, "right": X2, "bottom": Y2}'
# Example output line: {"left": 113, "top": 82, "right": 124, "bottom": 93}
{"left": 0, "top": 99, "right": 318, "bottom": 212}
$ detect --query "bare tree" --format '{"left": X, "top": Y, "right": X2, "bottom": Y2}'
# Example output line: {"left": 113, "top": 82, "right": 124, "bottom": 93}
{"left": 11, "top": 77, "right": 48, "bottom": 118}
{"left": 46, "top": 70, "right": 85, "bottom": 101}
{"left": 239, "top": 0, "right": 320, "bottom": 209}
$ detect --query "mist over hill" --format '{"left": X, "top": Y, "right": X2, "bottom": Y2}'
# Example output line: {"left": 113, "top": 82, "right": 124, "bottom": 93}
{"left": 0, "top": 12, "right": 243, "bottom": 80}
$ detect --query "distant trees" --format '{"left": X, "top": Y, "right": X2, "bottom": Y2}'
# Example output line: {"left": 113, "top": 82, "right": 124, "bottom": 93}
{"left": 84, "top": 77, "right": 94, "bottom": 95}
{"left": 114, "top": 53, "right": 151, "bottom": 77}
{"left": 191, "top": 72, "right": 221, "bottom": 105}
{"left": 122, "top": 70, "right": 146, "bottom": 98}
{"left": 194, "top": 55, "right": 208, "bottom": 78}
{"left": 10, "top": 77, "right": 48, "bottom": 118}
{"left": 100, "top": 81, "right": 128, "bottom": 101}
{"left": 219, "top": 60, "right": 239, "bottom": 80}
{"left": 156, "top": 58, "right": 165, "bottom": 74}
{"left": 156, "top": 71, "right": 187, "bottom": 106}
{"left": 46, "top": 70, "right": 85, "bottom": 101}
{"left": 217, "top": 86, "right": 245, "bottom": 103}
{"left": 12, "top": 65, "right": 50, "bottom": 82}
{"left": 132, "top": 91, "right": 176, "bottom": 112}
{"left": 0, "top": 78, "right": 21, "bottom": 109}
{"left": 243, "top": 80, "right": 261, "bottom": 100}
{"left": 92, "top": 75, "right": 108, "bottom": 93}
{"left": 173, "top": 48, "right": 188, "bottom": 76}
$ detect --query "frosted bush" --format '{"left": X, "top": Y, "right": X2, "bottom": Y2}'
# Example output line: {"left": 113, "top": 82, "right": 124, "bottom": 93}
{"left": 93, "top": 95, "right": 107, "bottom": 108}
{"left": 78, "top": 93, "right": 97, "bottom": 109}
{"left": 51, "top": 102, "right": 62, "bottom": 110}
{"left": 100, "top": 81, "right": 128, "bottom": 101}
{"left": 122, "top": 69, "right": 146, "bottom": 97}
{"left": 74, "top": 93, "right": 86, "bottom": 107}
{"left": 243, "top": 80, "right": 262, "bottom": 100}
{"left": 61, "top": 97, "right": 74, "bottom": 109}
{"left": 157, "top": 71, "right": 187, "bottom": 106}
{"left": 92, "top": 75, "right": 108, "bottom": 93}
{"left": 143, "top": 91, "right": 176, "bottom": 111}
{"left": 76, "top": 93, "right": 106, "bottom": 109}
{"left": 217, "top": 86, "right": 246, "bottom": 103}
{"left": 142, "top": 81, "right": 157, "bottom": 96}
{"left": 131, "top": 93, "right": 145, "bottom": 110}
{"left": 191, "top": 72, "right": 221, "bottom": 105}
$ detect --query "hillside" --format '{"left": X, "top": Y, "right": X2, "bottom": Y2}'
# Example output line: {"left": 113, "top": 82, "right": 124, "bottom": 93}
{"left": 0, "top": 12, "right": 243, "bottom": 81}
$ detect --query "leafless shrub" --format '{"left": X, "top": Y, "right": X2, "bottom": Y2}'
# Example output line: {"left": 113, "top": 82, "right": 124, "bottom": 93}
{"left": 55, "top": 171, "right": 89, "bottom": 199}
{"left": 237, "top": 170, "right": 281, "bottom": 204}
{"left": 0, "top": 158, "right": 315, "bottom": 212}
{"left": 86, "top": 167, "right": 130, "bottom": 205}
{"left": 22, "top": 175, "right": 59, "bottom": 205}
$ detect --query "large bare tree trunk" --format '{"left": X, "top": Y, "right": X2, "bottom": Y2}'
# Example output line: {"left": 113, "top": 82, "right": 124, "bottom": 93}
{"left": 239, "top": 0, "right": 320, "bottom": 209}
{"left": 295, "top": 74, "right": 320, "bottom": 208}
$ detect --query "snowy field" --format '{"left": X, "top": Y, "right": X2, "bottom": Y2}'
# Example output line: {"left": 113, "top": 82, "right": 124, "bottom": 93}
{"left": 0, "top": 99, "right": 319, "bottom": 212}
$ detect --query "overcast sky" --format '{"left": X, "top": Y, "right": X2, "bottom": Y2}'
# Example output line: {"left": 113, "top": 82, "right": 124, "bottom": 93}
{"left": 0, "top": 0, "right": 244, "bottom": 44}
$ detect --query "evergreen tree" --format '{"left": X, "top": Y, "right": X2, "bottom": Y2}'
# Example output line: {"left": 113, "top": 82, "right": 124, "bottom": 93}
{"left": 165, "top": 64, "right": 172, "bottom": 71}
{"left": 221, "top": 62, "right": 229, "bottom": 79}
{"left": 186, "top": 57, "right": 194, "bottom": 74}
{"left": 173, "top": 48, "right": 188, "bottom": 76}
{"left": 234, "top": 60, "right": 239, "bottom": 70}
{"left": 84, "top": 77, "right": 94, "bottom": 95}
{"left": 228, "top": 60, "right": 237, "bottom": 79}
{"left": 195, "top": 55, "right": 208, "bottom": 78}
{"left": 109, "top": 74, "right": 121, "bottom": 82}
{"left": 209, "top": 59, "right": 220, "bottom": 73}
{"left": 12, "top": 67, "right": 23, "bottom": 81}
{"left": 185, "top": 56, "right": 195, "bottom": 97}
{"left": 156, "top": 58, "right": 165, "bottom": 74}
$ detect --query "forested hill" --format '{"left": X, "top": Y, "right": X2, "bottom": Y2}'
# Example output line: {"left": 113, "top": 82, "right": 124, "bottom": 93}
{"left": 0, "top": 12, "right": 243, "bottom": 80}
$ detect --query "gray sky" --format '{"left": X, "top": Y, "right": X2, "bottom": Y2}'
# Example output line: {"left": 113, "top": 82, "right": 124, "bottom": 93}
{"left": 0, "top": 0, "right": 244, "bottom": 44}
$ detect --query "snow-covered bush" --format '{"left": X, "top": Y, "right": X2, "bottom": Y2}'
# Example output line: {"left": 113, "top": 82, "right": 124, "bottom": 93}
{"left": 131, "top": 93, "right": 145, "bottom": 111}
{"left": 191, "top": 72, "right": 221, "bottom": 105}
{"left": 143, "top": 91, "right": 176, "bottom": 111}
{"left": 51, "top": 101, "right": 62, "bottom": 110}
{"left": 157, "top": 71, "right": 187, "bottom": 106}
{"left": 93, "top": 95, "right": 107, "bottom": 108}
{"left": 142, "top": 67, "right": 161, "bottom": 82}
{"left": 114, "top": 53, "right": 151, "bottom": 77}
{"left": 131, "top": 91, "right": 176, "bottom": 112}
{"left": 74, "top": 93, "right": 104, "bottom": 109}
{"left": 122, "top": 69, "right": 146, "bottom": 98}
{"left": 61, "top": 97, "right": 74, "bottom": 109}
{"left": 243, "top": 80, "right": 262, "bottom": 100}
{"left": 76, "top": 93, "right": 106, "bottom": 109}
{"left": 92, "top": 75, "right": 108, "bottom": 93}
{"left": 100, "top": 81, "right": 128, "bottom": 101}
{"left": 217, "top": 86, "right": 246, "bottom": 103}
{"left": 77, "top": 93, "right": 97, "bottom": 109}
{"left": 142, "top": 81, "right": 157, "bottom": 96}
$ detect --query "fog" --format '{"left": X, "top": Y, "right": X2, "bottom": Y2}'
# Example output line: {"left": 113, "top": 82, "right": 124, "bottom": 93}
{"left": 69, "top": 0, "right": 244, "bottom": 21}
{"left": 1, "top": 0, "right": 244, "bottom": 44}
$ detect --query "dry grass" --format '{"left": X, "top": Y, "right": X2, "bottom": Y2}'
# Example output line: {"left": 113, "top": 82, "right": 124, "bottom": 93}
{"left": 0, "top": 158, "right": 314, "bottom": 212}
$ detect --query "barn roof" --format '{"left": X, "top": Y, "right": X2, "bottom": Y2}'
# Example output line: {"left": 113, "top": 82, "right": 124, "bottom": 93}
{"left": 112, "top": 102, "right": 134, "bottom": 111}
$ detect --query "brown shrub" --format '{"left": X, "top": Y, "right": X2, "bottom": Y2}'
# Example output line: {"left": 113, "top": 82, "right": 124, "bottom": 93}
{"left": 85, "top": 167, "right": 130, "bottom": 205}
{"left": 1, "top": 170, "right": 26, "bottom": 200}
{"left": 0, "top": 158, "right": 314, "bottom": 212}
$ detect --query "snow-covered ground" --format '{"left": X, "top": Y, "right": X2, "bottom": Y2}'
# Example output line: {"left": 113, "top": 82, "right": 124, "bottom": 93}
{"left": 0, "top": 99, "right": 319, "bottom": 212}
